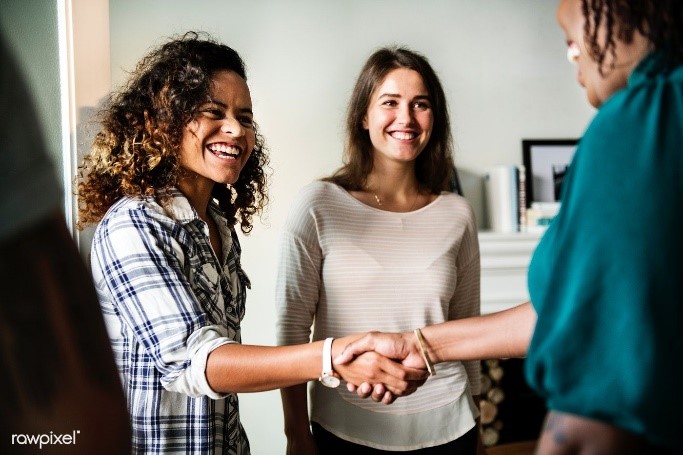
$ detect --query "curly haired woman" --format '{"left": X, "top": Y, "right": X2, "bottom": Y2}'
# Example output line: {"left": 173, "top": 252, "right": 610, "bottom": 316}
{"left": 77, "top": 32, "right": 426, "bottom": 454}
{"left": 339, "top": 1, "right": 683, "bottom": 453}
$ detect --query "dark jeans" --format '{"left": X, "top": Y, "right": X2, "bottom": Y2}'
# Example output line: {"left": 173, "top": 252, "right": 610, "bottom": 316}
{"left": 311, "top": 422, "right": 477, "bottom": 454}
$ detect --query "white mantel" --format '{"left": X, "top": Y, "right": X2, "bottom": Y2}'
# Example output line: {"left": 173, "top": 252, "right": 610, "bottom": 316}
{"left": 479, "top": 231, "right": 543, "bottom": 314}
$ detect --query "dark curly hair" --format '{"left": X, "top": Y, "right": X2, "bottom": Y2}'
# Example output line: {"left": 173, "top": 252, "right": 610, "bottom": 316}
{"left": 77, "top": 31, "right": 269, "bottom": 233}
{"left": 582, "top": 0, "right": 683, "bottom": 74}
{"left": 324, "top": 46, "right": 454, "bottom": 194}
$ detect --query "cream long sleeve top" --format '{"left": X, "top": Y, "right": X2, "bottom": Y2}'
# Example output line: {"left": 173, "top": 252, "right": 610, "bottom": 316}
{"left": 276, "top": 181, "right": 481, "bottom": 450}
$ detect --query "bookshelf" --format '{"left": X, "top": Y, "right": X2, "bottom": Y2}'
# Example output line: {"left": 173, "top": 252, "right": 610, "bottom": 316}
{"left": 479, "top": 231, "right": 543, "bottom": 315}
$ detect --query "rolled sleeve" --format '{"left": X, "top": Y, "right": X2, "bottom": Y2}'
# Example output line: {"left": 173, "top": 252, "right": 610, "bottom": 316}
{"left": 164, "top": 326, "right": 236, "bottom": 398}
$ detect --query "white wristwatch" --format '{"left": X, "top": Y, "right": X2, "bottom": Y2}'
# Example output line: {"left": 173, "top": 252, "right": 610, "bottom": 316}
{"left": 319, "top": 337, "right": 340, "bottom": 388}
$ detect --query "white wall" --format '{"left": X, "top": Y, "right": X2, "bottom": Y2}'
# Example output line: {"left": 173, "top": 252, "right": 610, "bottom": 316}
{"left": 106, "top": 1, "right": 595, "bottom": 453}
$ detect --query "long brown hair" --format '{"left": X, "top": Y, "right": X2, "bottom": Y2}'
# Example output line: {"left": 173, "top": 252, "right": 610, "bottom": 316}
{"left": 324, "top": 46, "right": 454, "bottom": 194}
{"left": 77, "top": 31, "right": 269, "bottom": 233}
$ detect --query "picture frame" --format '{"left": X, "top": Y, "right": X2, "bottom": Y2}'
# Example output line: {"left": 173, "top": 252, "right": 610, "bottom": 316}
{"left": 522, "top": 139, "right": 579, "bottom": 207}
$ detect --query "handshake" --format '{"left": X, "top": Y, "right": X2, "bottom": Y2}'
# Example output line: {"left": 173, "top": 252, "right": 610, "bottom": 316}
{"left": 330, "top": 329, "right": 437, "bottom": 404}
{"left": 330, "top": 303, "right": 535, "bottom": 403}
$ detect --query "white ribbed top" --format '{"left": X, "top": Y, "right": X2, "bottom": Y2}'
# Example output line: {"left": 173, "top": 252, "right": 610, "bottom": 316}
{"left": 276, "top": 181, "right": 481, "bottom": 449}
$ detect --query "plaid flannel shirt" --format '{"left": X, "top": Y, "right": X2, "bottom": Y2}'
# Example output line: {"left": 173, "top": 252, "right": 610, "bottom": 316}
{"left": 91, "top": 190, "right": 251, "bottom": 454}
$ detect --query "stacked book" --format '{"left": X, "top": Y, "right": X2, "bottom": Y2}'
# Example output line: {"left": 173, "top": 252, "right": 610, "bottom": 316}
{"left": 484, "top": 165, "right": 527, "bottom": 233}
{"left": 485, "top": 164, "right": 562, "bottom": 233}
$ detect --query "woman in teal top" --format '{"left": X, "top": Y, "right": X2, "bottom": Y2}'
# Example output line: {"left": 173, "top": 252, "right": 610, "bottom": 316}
{"left": 526, "top": 42, "right": 683, "bottom": 453}
{"left": 337, "top": 0, "right": 683, "bottom": 453}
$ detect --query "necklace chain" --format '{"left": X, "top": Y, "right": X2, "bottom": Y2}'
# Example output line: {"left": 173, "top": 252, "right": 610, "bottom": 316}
{"left": 372, "top": 189, "right": 420, "bottom": 212}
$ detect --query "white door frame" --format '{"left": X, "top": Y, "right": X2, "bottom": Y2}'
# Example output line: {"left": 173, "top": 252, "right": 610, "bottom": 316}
{"left": 57, "top": 0, "right": 110, "bottom": 255}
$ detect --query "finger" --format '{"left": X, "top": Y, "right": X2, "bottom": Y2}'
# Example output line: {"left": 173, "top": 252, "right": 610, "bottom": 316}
{"left": 355, "top": 382, "right": 372, "bottom": 399}
{"left": 404, "top": 366, "right": 430, "bottom": 381}
{"left": 382, "top": 376, "right": 428, "bottom": 397}
{"left": 346, "top": 382, "right": 357, "bottom": 392}
{"left": 377, "top": 356, "right": 428, "bottom": 382}
{"left": 371, "top": 383, "right": 386, "bottom": 402}
{"left": 374, "top": 360, "right": 429, "bottom": 395}
{"left": 334, "top": 334, "right": 376, "bottom": 365}
{"left": 381, "top": 390, "right": 396, "bottom": 405}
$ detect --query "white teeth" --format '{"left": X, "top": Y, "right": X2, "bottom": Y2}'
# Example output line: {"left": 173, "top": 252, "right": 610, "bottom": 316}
{"left": 391, "top": 131, "right": 416, "bottom": 140}
{"left": 207, "top": 143, "right": 240, "bottom": 156}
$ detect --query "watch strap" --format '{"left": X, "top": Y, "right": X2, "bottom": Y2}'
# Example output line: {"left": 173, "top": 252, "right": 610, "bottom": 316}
{"left": 321, "top": 337, "right": 334, "bottom": 376}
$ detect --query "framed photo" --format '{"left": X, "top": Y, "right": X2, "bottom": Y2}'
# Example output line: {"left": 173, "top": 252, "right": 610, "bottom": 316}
{"left": 522, "top": 139, "right": 578, "bottom": 207}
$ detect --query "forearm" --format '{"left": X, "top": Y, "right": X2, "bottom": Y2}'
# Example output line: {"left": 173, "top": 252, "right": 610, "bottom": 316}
{"left": 423, "top": 302, "right": 536, "bottom": 363}
{"left": 206, "top": 341, "right": 325, "bottom": 393}
{"left": 206, "top": 334, "right": 363, "bottom": 393}
{"left": 206, "top": 332, "right": 428, "bottom": 396}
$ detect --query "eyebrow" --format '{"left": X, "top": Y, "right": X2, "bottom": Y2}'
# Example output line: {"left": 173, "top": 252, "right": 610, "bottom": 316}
{"left": 206, "top": 98, "right": 253, "bottom": 115}
{"left": 378, "top": 93, "right": 431, "bottom": 101}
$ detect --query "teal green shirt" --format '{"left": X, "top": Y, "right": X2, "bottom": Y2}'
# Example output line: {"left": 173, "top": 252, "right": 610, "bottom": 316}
{"left": 526, "top": 51, "right": 683, "bottom": 450}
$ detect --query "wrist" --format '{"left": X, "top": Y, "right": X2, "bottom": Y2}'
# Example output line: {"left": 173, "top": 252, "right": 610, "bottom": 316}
{"left": 284, "top": 423, "right": 313, "bottom": 439}
{"left": 414, "top": 328, "right": 436, "bottom": 375}
{"left": 416, "top": 326, "right": 441, "bottom": 363}
{"left": 319, "top": 337, "right": 341, "bottom": 388}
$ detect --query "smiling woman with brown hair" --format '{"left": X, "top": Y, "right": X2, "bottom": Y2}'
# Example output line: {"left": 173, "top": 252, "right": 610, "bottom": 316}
{"left": 276, "top": 46, "right": 482, "bottom": 454}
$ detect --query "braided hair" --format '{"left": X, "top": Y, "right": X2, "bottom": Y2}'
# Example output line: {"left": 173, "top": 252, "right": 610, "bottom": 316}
{"left": 581, "top": 0, "right": 683, "bottom": 74}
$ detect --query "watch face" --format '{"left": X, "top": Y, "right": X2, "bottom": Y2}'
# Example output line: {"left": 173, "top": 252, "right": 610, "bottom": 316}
{"left": 320, "top": 374, "right": 340, "bottom": 388}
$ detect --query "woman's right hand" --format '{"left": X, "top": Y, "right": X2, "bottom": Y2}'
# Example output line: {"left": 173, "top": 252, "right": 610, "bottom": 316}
{"left": 332, "top": 348, "right": 428, "bottom": 403}
{"left": 335, "top": 331, "right": 425, "bottom": 369}
{"left": 334, "top": 331, "right": 428, "bottom": 403}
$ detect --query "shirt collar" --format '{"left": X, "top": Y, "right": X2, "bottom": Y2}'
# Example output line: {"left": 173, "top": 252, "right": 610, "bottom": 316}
{"left": 161, "top": 188, "right": 201, "bottom": 224}
{"left": 160, "top": 187, "right": 229, "bottom": 227}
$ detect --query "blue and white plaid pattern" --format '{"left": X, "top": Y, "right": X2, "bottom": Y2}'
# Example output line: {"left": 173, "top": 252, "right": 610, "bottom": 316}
{"left": 91, "top": 190, "right": 251, "bottom": 454}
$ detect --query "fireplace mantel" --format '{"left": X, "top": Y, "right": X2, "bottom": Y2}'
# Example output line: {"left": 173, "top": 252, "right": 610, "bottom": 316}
{"left": 479, "top": 231, "right": 542, "bottom": 315}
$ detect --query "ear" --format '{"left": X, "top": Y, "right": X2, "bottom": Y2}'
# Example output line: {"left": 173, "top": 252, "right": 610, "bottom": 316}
{"left": 362, "top": 115, "right": 368, "bottom": 130}
{"left": 185, "top": 118, "right": 200, "bottom": 135}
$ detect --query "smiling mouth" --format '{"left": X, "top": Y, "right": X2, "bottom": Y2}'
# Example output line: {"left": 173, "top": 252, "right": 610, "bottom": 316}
{"left": 207, "top": 143, "right": 241, "bottom": 160}
{"left": 389, "top": 131, "right": 417, "bottom": 141}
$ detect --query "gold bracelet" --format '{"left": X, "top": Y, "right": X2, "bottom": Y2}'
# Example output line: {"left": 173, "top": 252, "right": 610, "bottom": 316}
{"left": 414, "top": 328, "right": 436, "bottom": 376}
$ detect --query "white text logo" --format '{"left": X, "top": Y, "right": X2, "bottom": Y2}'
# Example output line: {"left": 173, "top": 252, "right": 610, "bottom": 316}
{"left": 11, "top": 430, "right": 80, "bottom": 449}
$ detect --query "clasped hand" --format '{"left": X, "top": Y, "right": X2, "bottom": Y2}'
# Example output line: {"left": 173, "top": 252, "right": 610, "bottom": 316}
{"left": 335, "top": 331, "right": 428, "bottom": 404}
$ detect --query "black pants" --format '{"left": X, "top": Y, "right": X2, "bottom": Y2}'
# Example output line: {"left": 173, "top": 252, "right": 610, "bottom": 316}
{"left": 311, "top": 422, "right": 477, "bottom": 454}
